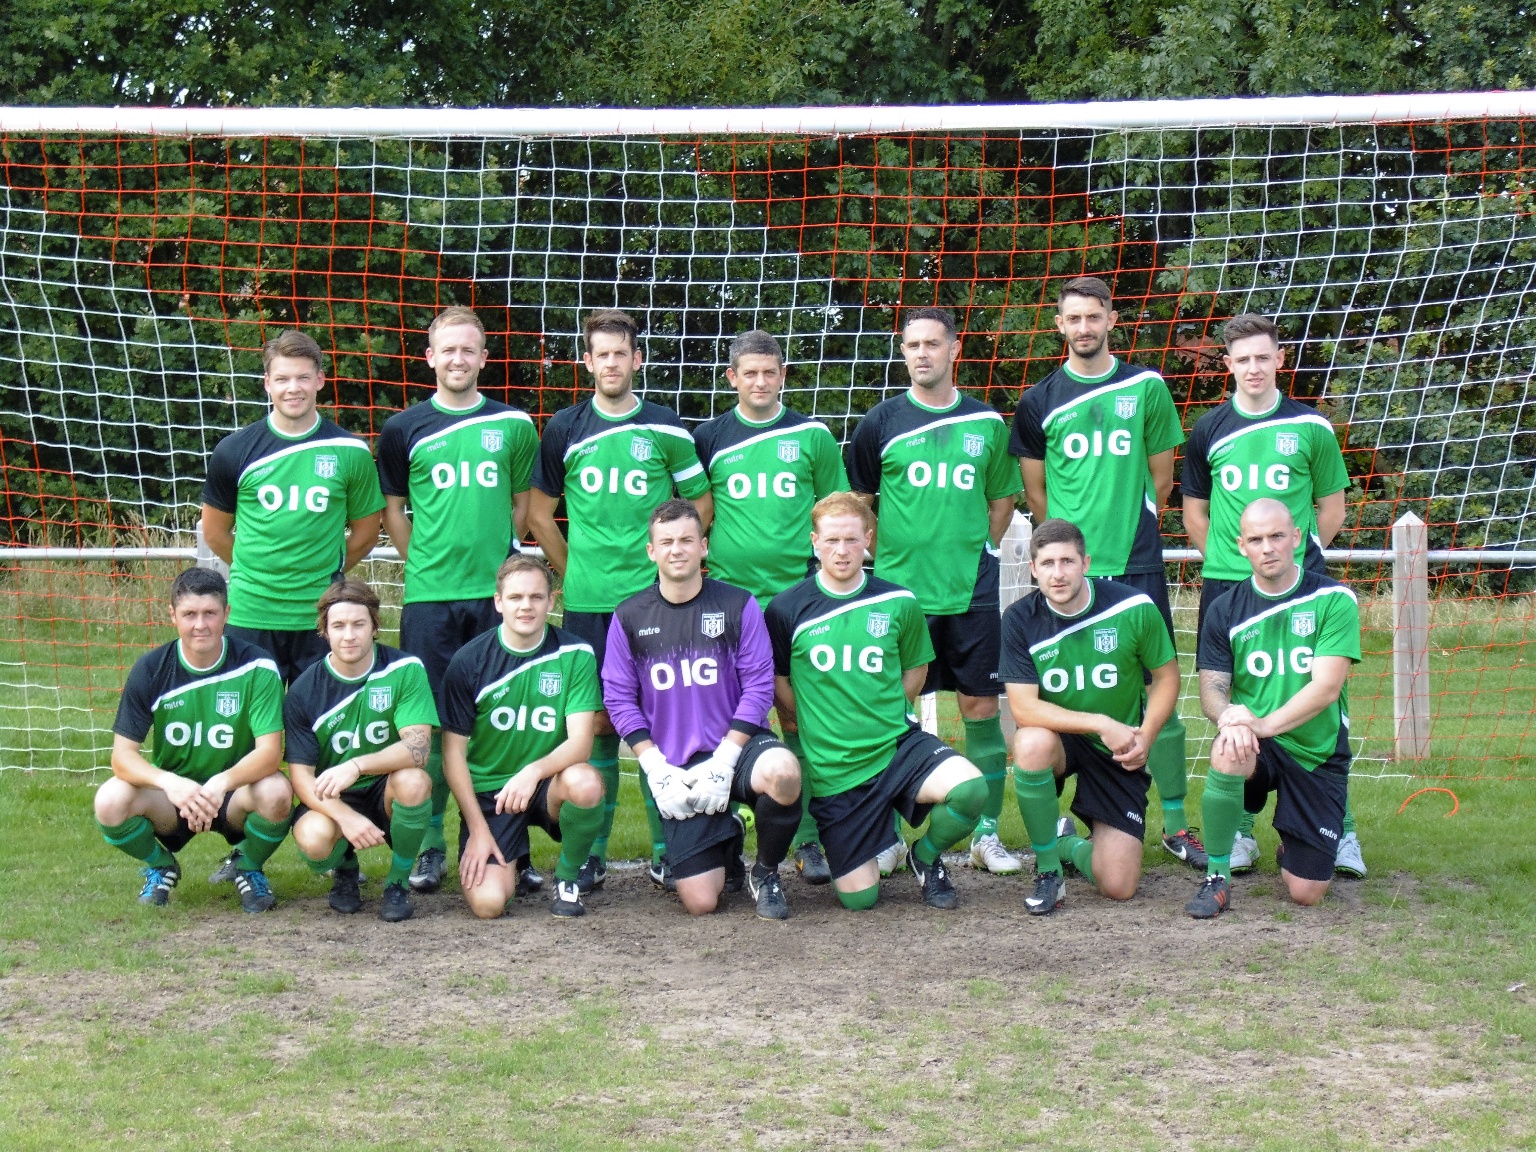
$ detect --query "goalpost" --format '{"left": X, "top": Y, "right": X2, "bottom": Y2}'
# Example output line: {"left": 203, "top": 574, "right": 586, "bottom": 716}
{"left": 1, "top": 94, "right": 1533, "bottom": 775}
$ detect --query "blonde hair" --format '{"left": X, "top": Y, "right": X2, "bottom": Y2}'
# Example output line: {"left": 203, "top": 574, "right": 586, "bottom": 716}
{"left": 428, "top": 306, "right": 486, "bottom": 346}
{"left": 811, "top": 491, "right": 874, "bottom": 532}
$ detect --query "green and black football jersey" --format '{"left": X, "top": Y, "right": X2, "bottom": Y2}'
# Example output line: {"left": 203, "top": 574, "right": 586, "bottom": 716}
{"left": 998, "top": 580, "right": 1177, "bottom": 755}
{"left": 283, "top": 644, "right": 439, "bottom": 789}
{"left": 1182, "top": 396, "right": 1349, "bottom": 581}
{"left": 847, "top": 391, "right": 1021, "bottom": 615}
{"left": 112, "top": 636, "right": 284, "bottom": 783}
{"left": 765, "top": 573, "right": 935, "bottom": 798}
{"left": 1009, "top": 359, "right": 1185, "bottom": 577}
{"left": 531, "top": 397, "right": 710, "bottom": 613}
{"left": 440, "top": 624, "right": 604, "bottom": 793}
{"left": 203, "top": 415, "right": 386, "bottom": 630}
{"left": 1197, "top": 569, "right": 1360, "bottom": 770}
{"left": 693, "top": 405, "right": 848, "bottom": 604}
{"left": 376, "top": 396, "right": 538, "bottom": 604}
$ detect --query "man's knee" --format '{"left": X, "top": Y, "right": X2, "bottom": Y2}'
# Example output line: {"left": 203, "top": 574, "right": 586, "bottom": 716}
{"left": 560, "top": 764, "right": 605, "bottom": 810}
{"left": 757, "top": 750, "right": 801, "bottom": 804}
{"left": 93, "top": 777, "right": 139, "bottom": 824}
{"left": 1011, "top": 726, "right": 1058, "bottom": 769}
{"left": 291, "top": 812, "right": 338, "bottom": 860}
{"left": 1097, "top": 871, "right": 1138, "bottom": 902}
{"left": 957, "top": 692, "right": 999, "bottom": 721}
{"left": 464, "top": 883, "right": 509, "bottom": 920}
{"left": 944, "top": 771, "right": 987, "bottom": 820}
{"left": 676, "top": 877, "right": 721, "bottom": 916}
{"left": 389, "top": 767, "right": 432, "bottom": 808}
{"left": 249, "top": 773, "right": 293, "bottom": 820}
{"left": 1284, "top": 875, "right": 1330, "bottom": 906}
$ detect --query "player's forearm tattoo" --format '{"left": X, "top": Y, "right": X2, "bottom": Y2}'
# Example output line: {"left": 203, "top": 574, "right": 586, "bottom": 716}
{"left": 402, "top": 728, "right": 430, "bottom": 770}
{"left": 1199, "top": 670, "right": 1232, "bottom": 724}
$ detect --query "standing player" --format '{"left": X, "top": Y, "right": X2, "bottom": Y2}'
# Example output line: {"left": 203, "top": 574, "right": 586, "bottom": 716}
{"left": 847, "top": 307, "right": 1022, "bottom": 875}
{"left": 999, "top": 520, "right": 1181, "bottom": 914}
{"left": 200, "top": 330, "right": 385, "bottom": 685}
{"left": 603, "top": 500, "right": 804, "bottom": 919}
{"left": 94, "top": 568, "right": 289, "bottom": 912}
{"left": 376, "top": 307, "right": 540, "bottom": 896}
{"left": 285, "top": 578, "right": 438, "bottom": 923}
{"left": 1187, "top": 500, "right": 1360, "bottom": 918}
{"left": 766, "top": 493, "right": 987, "bottom": 910}
{"left": 692, "top": 329, "right": 847, "bottom": 885}
{"left": 440, "top": 555, "right": 607, "bottom": 920}
{"left": 526, "top": 310, "right": 713, "bottom": 892}
{"left": 1181, "top": 313, "right": 1363, "bottom": 877}
{"left": 1008, "top": 277, "right": 1199, "bottom": 869}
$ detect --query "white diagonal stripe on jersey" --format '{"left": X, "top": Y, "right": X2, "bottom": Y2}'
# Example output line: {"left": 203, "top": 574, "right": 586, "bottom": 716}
{"left": 1038, "top": 370, "right": 1162, "bottom": 430}
{"left": 1225, "top": 584, "right": 1358, "bottom": 640}
{"left": 236, "top": 436, "right": 371, "bottom": 483}
{"left": 707, "top": 421, "right": 834, "bottom": 468}
{"left": 473, "top": 643, "right": 595, "bottom": 703}
{"left": 151, "top": 658, "right": 281, "bottom": 711}
{"left": 406, "top": 410, "right": 534, "bottom": 460}
{"left": 311, "top": 655, "right": 427, "bottom": 731}
{"left": 1026, "top": 593, "right": 1154, "bottom": 654}
{"left": 560, "top": 421, "right": 695, "bottom": 462}
{"left": 1207, "top": 413, "right": 1335, "bottom": 457}
{"left": 790, "top": 588, "right": 917, "bottom": 641}
{"left": 877, "top": 410, "right": 1005, "bottom": 457}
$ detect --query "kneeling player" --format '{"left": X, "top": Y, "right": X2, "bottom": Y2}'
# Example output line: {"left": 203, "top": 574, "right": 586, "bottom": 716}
{"left": 765, "top": 493, "right": 986, "bottom": 910}
{"left": 1000, "top": 520, "right": 1180, "bottom": 913}
{"left": 442, "top": 555, "right": 607, "bottom": 920}
{"left": 286, "top": 578, "right": 438, "bottom": 922}
{"left": 95, "top": 567, "right": 289, "bottom": 912}
{"left": 1188, "top": 499, "right": 1360, "bottom": 918}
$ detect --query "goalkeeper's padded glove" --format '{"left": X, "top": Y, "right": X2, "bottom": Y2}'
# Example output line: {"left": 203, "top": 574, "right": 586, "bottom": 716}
{"left": 639, "top": 746, "right": 693, "bottom": 820}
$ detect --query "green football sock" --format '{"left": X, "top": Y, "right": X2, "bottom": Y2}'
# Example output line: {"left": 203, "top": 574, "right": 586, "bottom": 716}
{"left": 385, "top": 797, "right": 432, "bottom": 887}
{"left": 962, "top": 715, "right": 1008, "bottom": 841}
{"left": 1014, "top": 767, "right": 1063, "bottom": 875}
{"left": 98, "top": 816, "right": 174, "bottom": 869}
{"left": 780, "top": 729, "right": 819, "bottom": 848}
{"left": 233, "top": 811, "right": 289, "bottom": 871}
{"left": 636, "top": 770, "right": 667, "bottom": 866}
{"left": 1058, "top": 831, "right": 1096, "bottom": 883}
{"left": 303, "top": 837, "right": 351, "bottom": 874}
{"left": 913, "top": 775, "right": 986, "bottom": 867}
{"left": 1238, "top": 809, "right": 1257, "bottom": 836}
{"left": 1201, "top": 768, "right": 1247, "bottom": 881}
{"left": 421, "top": 730, "right": 448, "bottom": 855}
{"left": 836, "top": 884, "right": 880, "bottom": 911}
{"left": 556, "top": 794, "right": 607, "bottom": 883}
{"left": 1342, "top": 793, "right": 1356, "bottom": 836}
{"left": 1149, "top": 712, "right": 1188, "bottom": 833}
{"left": 589, "top": 733, "right": 621, "bottom": 865}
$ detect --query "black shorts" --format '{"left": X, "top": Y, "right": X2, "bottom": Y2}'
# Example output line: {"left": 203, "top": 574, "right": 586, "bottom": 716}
{"left": 400, "top": 598, "right": 500, "bottom": 704}
{"left": 561, "top": 611, "right": 614, "bottom": 683}
{"left": 292, "top": 774, "right": 392, "bottom": 841}
{"left": 158, "top": 787, "right": 244, "bottom": 853}
{"left": 225, "top": 624, "right": 328, "bottom": 686}
{"left": 922, "top": 601, "right": 1002, "bottom": 698}
{"left": 1246, "top": 738, "right": 1348, "bottom": 881}
{"left": 1056, "top": 733, "right": 1150, "bottom": 841}
{"left": 458, "top": 779, "right": 560, "bottom": 864}
{"left": 808, "top": 727, "right": 962, "bottom": 879}
{"left": 663, "top": 730, "right": 786, "bottom": 880}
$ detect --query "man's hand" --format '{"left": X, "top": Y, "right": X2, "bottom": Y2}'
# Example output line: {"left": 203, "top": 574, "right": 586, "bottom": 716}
{"left": 337, "top": 808, "right": 388, "bottom": 851}
{"left": 166, "top": 774, "right": 220, "bottom": 832}
{"left": 640, "top": 748, "right": 692, "bottom": 820}
{"left": 496, "top": 764, "right": 543, "bottom": 815}
{"left": 1098, "top": 718, "right": 1140, "bottom": 759}
{"left": 685, "top": 738, "right": 741, "bottom": 815}
{"left": 1217, "top": 704, "right": 1260, "bottom": 732}
{"left": 459, "top": 824, "right": 506, "bottom": 890}
{"left": 313, "top": 761, "right": 363, "bottom": 801}
{"left": 1213, "top": 723, "right": 1258, "bottom": 761}
{"left": 1114, "top": 729, "right": 1151, "bottom": 770}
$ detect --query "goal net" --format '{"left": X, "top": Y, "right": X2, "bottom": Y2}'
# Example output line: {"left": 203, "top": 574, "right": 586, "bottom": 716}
{"left": 1, "top": 96, "right": 1533, "bottom": 775}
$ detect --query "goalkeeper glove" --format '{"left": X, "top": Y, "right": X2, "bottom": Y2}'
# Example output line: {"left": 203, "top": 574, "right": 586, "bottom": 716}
{"left": 639, "top": 746, "right": 693, "bottom": 820}
{"left": 685, "top": 738, "right": 741, "bottom": 815}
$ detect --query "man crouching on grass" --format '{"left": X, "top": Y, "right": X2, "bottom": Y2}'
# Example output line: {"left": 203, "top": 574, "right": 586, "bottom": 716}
{"left": 95, "top": 567, "right": 289, "bottom": 912}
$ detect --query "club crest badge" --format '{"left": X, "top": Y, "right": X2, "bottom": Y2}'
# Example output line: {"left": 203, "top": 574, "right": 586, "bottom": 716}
{"left": 215, "top": 691, "right": 241, "bottom": 717}
{"left": 313, "top": 454, "right": 338, "bottom": 479}
{"left": 701, "top": 612, "right": 725, "bottom": 639}
{"left": 777, "top": 439, "right": 801, "bottom": 464}
{"left": 1114, "top": 396, "right": 1138, "bottom": 420}
{"left": 1291, "top": 611, "right": 1315, "bottom": 637}
{"left": 482, "top": 427, "right": 503, "bottom": 452}
{"left": 538, "top": 671, "right": 562, "bottom": 697}
{"left": 962, "top": 432, "right": 985, "bottom": 458}
{"left": 630, "top": 436, "right": 653, "bottom": 463}
{"left": 369, "top": 686, "right": 393, "bottom": 712}
{"left": 866, "top": 612, "right": 890, "bottom": 638}
{"left": 1093, "top": 628, "right": 1118, "bottom": 654}
{"left": 1276, "top": 432, "right": 1299, "bottom": 456}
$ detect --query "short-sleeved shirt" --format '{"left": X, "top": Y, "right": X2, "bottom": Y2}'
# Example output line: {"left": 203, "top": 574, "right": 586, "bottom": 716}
{"left": 847, "top": 391, "right": 1021, "bottom": 615}
{"left": 1182, "top": 396, "right": 1349, "bottom": 581}
{"left": 765, "top": 573, "right": 934, "bottom": 798}
{"left": 202, "top": 415, "right": 386, "bottom": 630}
{"left": 530, "top": 397, "right": 710, "bottom": 613}
{"left": 998, "top": 580, "right": 1177, "bottom": 755}
{"left": 693, "top": 406, "right": 848, "bottom": 604}
{"left": 1197, "top": 569, "right": 1361, "bottom": 770}
{"left": 112, "top": 636, "right": 284, "bottom": 783}
{"left": 283, "top": 644, "right": 439, "bottom": 790}
{"left": 1009, "top": 359, "right": 1185, "bottom": 577}
{"left": 376, "top": 396, "right": 538, "bottom": 604}
{"left": 440, "top": 624, "right": 603, "bottom": 793}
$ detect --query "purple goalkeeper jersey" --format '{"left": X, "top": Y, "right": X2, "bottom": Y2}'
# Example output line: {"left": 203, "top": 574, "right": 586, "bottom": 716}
{"left": 603, "top": 577, "right": 775, "bottom": 765}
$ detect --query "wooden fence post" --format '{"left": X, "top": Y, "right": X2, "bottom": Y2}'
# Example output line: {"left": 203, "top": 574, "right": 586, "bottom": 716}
{"left": 1392, "top": 512, "right": 1431, "bottom": 760}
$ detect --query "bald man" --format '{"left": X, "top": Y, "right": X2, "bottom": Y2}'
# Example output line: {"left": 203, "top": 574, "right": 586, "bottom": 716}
{"left": 1186, "top": 499, "right": 1361, "bottom": 918}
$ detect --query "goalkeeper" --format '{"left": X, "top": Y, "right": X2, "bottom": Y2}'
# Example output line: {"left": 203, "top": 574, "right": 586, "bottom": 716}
{"left": 603, "top": 500, "right": 803, "bottom": 920}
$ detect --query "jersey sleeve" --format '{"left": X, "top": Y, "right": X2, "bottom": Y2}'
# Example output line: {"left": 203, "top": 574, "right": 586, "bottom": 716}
{"left": 1308, "top": 421, "right": 1350, "bottom": 498}
{"left": 201, "top": 435, "right": 241, "bottom": 513}
{"left": 282, "top": 685, "right": 320, "bottom": 767}
{"left": 1008, "top": 390, "right": 1046, "bottom": 460}
{"left": 1195, "top": 596, "right": 1234, "bottom": 673}
{"left": 810, "top": 425, "right": 849, "bottom": 497}
{"left": 111, "top": 656, "right": 157, "bottom": 742}
{"left": 345, "top": 442, "right": 387, "bottom": 520}
{"left": 599, "top": 614, "right": 651, "bottom": 745}
{"left": 509, "top": 418, "right": 538, "bottom": 495}
{"left": 693, "top": 420, "right": 720, "bottom": 478}
{"left": 765, "top": 596, "right": 793, "bottom": 677}
{"left": 896, "top": 595, "right": 936, "bottom": 671}
{"left": 733, "top": 596, "right": 776, "bottom": 731}
{"left": 846, "top": 411, "right": 883, "bottom": 495}
{"left": 246, "top": 664, "right": 286, "bottom": 738}
{"left": 983, "top": 419, "right": 1024, "bottom": 500}
{"left": 565, "top": 646, "right": 604, "bottom": 714}
{"left": 375, "top": 419, "right": 409, "bottom": 498}
{"left": 1142, "top": 376, "right": 1186, "bottom": 456}
{"left": 996, "top": 607, "right": 1038, "bottom": 684}
{"left": 439, "top": 650, "right": 480, "bottom": 738}
{"left": 1134, "top": 602, "right": 1178, "bottom": 670}
{"left": 1181, "top": 419, "right": 1213, "bottom": 501}
{"left": 664, "top": 429, "right": 709, "bottom": 499}
{"left": 1313, "top": 591, "right": 1362, "bottom": 663}
{"left": 394, "top": 660, "right": 440, "bottom": 729}
{"left": 530, "top": 414, "right": 568, "bottom": 498}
